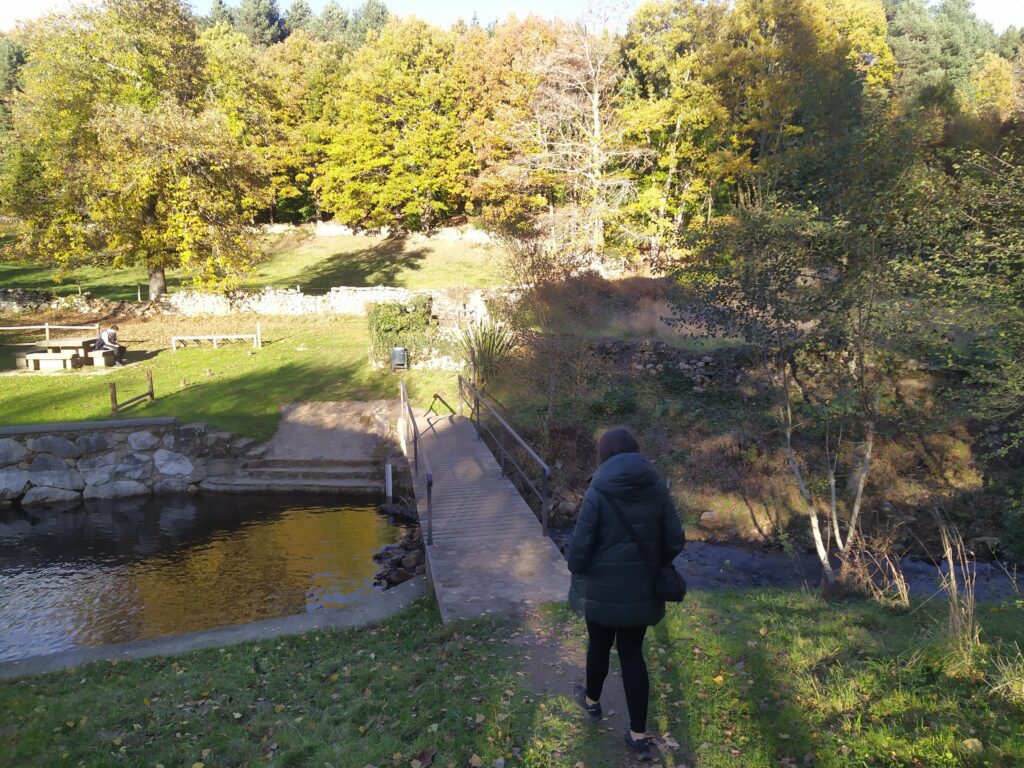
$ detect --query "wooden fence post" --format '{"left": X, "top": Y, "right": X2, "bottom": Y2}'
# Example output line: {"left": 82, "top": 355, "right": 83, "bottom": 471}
{"left": 255, "top": 321, "right": 262, "bottom": 349}
{"left": 109, "top": 383, "right": 118, "bottom": 416}
{"left": 146, "top": 369, "right": 154, "bottom": 401}
{"left": 44, "top": 322, "right": 50, "bottom": 341}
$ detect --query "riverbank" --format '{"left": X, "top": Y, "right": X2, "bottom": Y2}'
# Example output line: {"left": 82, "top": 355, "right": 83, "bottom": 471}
{"left": 3, "top": 590, "right": 1022, "bottom": 767}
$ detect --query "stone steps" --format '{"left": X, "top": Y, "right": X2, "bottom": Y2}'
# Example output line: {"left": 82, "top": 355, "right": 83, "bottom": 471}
{"left": 243, "top": 458, "right": 380, "bottom": 470}
{"left": 200, "top": 476, "right": 384, "bottom": 495}
{"left": 243, "top": 466, "right": 380, "bottom": 481}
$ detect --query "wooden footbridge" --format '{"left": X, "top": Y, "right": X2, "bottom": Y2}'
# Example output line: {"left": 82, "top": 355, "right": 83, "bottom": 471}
{"left": 399, "top": 378, "right": 570, "bottom": 623}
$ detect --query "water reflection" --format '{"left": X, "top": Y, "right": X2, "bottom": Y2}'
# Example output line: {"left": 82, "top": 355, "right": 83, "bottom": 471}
{"left": 0, "top": 494, "right": 399, "bottom": 662}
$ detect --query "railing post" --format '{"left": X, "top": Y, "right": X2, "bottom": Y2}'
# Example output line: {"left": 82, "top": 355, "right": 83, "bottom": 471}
{"left": 146, "top": 369, "right": 154, "bottom": 401}
{"left": 426, "top": 475, "right": 434, "bottom": 545}
{"left": 255, "top": 321, "right": 262, "bottom": 349}
{"left": 109, "top": 383, "right": 118, "bottom": 417}
{"left": 458, "top": 376, "right": 464, "bottom": 416}
{"left": 498, "top": 423, "right": 506, "bottom": 478}
{"left": 541, "top": 470, "right": 550, "bottom": 536}
{"left": 44, "top": 322, "right": 50, "bottom": 341}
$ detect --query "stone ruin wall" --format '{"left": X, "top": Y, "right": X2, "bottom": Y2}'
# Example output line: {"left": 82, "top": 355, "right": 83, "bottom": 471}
{"left": 0, "top": 418, "right": 257, "bottom": 509}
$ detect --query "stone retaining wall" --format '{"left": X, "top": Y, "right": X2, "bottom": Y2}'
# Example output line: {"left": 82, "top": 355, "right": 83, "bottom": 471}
{"left": 591, "top": 338, "right": 751, "bottom": 390}
{"left": 0, "top": 418, "right": 257, "bottom": 508}
{"left": 158, "top": 286, "right": 492, "bottom": 324}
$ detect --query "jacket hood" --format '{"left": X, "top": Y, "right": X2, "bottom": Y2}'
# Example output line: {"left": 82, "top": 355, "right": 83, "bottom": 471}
{"left": 591, "top": 452, "right": 662, "bottom": 496}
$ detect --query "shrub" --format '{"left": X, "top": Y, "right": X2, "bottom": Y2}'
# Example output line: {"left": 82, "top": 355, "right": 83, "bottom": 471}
{"left": 459, "top": 320, "right": 517, "bottom": 386}
{"left": 366, "top": 296, "right": 433, "bottom": 365}
{"left": 1003, "top": 498, "right": 1024, "bottom": 565}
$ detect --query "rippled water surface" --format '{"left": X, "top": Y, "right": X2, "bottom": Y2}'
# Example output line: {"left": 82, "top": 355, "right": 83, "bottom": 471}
{"left": 0, "top": 494, "right": 399, "bottom": 662}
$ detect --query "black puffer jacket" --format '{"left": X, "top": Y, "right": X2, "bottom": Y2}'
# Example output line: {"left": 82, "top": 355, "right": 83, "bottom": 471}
{"left": 567, "top": 452, "right": 685, "bottom": 627}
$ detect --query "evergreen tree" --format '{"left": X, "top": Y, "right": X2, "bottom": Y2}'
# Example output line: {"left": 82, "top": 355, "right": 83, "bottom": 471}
{"left": 235, "top": 0, "right": 283, "bottom": 47}
{"left": 207, "top": 0, "right": 234, "bottom": 28}
{"left": 312, "top": 1, "right": 348, "bottom": 42}
{"left": 283, "top": 0, "right": 313, "bottom": 36}
{"left": 345, "top": 0, "right": 389, "bottom": 48}
{"left": 0, "top": 36, "right": 25, "bottom": 133}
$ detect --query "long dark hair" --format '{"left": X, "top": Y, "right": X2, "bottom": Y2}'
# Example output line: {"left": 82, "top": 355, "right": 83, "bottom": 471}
{"left": 597, "top": 427, "right": 639, "bottom": 465}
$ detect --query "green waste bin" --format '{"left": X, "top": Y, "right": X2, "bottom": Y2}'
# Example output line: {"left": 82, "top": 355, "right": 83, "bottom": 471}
{"left": 390, "top": 347, "right": 408, "bottom": 372}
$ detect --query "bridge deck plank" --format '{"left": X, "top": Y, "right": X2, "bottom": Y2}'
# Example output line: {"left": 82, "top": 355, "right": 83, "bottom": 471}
{"left": 407, "top": 413, "right": 570, "bottom": 623}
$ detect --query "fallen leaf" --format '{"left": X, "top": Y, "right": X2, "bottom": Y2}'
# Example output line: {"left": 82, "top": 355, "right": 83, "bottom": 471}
{"left": 469, "top": 755, "right": 483, "bottom": 768}
{"left": 274, "top": 704, "right": 284, "bottom": 713}
{"left": 232, "top": 712, "right": 242, "bottom": 719}
{"left": 475, "top": 714, "right": 485, "bottom": 724}
{"left": 713, "top": 675, "right": 724, "bottom": 685}
{"left": 416, "top": 747, "right": 436, "bottom": 768}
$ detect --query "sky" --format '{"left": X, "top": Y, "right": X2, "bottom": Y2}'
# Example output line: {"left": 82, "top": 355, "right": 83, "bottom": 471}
{"left": 1, "top": 0, "right": 1023, "bottom": 34}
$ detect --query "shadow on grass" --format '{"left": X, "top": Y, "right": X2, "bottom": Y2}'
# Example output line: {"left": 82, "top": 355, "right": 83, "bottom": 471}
{"left": 286, "top": 237, "right": 429, "bottom": 292}
{"left": 0, "top": 261, "right": 185, "bottom": 301}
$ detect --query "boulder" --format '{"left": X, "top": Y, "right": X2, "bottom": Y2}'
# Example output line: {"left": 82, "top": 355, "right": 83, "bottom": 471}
{"left": 388, "top": 567, "right": 414, "bottom": 586}
{"left": 700, "top": 510, "right": 719, "bottom": 526}
{"left": 154, "top": 478, "right": 191, "bottom": 494}
{"left": 161, "top": 433, "right": 175, "bottom": 448}
{"left": 28, "top": 453, "right": 65, "bottom": 472}
{"left": 153, "top": 449, "right": 193, "bottom": 476}
{"left": 75, "top": 433, "right": 109, "bottom": 454}
{"left": 28, "top": 454, "right": 84, "bottom": 490}
{"left": 0, "top": 438, "right": 28, "bottom": 467}
{"left": 401, "top": 551, "right": 423, "bottom": 569}
{"left": 116, "top": 453, "right": 153, "bottom": 482}
{"left": 78, "top": 450, "right": 120, "bottom": 471}
{"left": 83, "top": 480, "right": 149, "bottom": 500}
{"left": 22, "top": 486, "right": 81, "bottom": 506}
{"left": 127, "top": 430, "right": 159, "bottom": 451}
{"left": 82, "top": 467, "right": 115, "bottom": 486}
{"left": 0, "top": 468, "right": 29, "bottom": 501}
{"left": 960, "top": 739, "right": 984, "bottom": 756}
{"left": 27, "top": 435, "right": 81, "bottom": 458}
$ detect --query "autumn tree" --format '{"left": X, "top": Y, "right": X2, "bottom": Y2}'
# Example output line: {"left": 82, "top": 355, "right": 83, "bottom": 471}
{"left": 314, "top": 18, "right": 475, "bottom": 230}
{"left": 518, "top": 10, "right": 635, "bottom": 256}
{"left": 0, "top": 0, "right": 266, "bottom": 296}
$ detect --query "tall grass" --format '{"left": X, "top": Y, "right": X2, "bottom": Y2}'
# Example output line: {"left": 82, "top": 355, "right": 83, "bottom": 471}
{"left": 938, "top": 523, "right": 982, "bottom": 672}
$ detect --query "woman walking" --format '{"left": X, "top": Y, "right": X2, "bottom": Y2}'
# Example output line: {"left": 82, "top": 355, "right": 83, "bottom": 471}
{"left": 567, "top": 428, "right": 686, "bottom": 761}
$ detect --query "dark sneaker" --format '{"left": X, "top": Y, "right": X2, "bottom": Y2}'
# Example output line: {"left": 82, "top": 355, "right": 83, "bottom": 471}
{"left": 624, "top": 731, "right": 654, "bottom": 762}
{"left": 572, "top": 684, "right": 602, "bottom": 722}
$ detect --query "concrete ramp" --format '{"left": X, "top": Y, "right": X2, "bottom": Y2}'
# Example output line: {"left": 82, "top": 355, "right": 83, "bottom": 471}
{"left": 408, "top": 413, "right": 570, "bottom": 623}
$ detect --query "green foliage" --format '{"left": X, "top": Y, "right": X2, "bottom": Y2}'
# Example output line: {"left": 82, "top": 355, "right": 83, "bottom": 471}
{"left": 459, "top": 320, "right": 517, "bottom": 386}
{"left": 1002, "top": 498, "right": 1024, "bottom": 565}
{"left": 314, "top": 18, "right": 476, "bottom": 231}
{"left": 0, "top": 0, "right": 265, "bottom": 293}
{"left": 234, "top": 0, "right": 284, "bottom": 47}
{"left": 282, "top": 0, "right": 312, "bottom": 35}
{"left": 589, "top": 379, "right": 638, "bottom": 418}
{"left": 366, "top": 296, "right": 434, "bottom": 365}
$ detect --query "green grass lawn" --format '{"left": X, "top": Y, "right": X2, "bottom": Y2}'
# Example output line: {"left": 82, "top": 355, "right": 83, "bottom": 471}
{"left": 0, "top": 233, "right": 504, "bottom": 301}
{"left": 0, "top": 316, "right": 458, "bottom": 441}
{"left": 248, "top": 233, "right": 504, "bottom": 292}
{"left": 2, "top": 591, "right": 1022, "bottom": 768}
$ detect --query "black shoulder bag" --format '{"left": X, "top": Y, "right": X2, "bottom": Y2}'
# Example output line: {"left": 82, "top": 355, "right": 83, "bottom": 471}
{"left": 598, "top": 490, "right": 686, "bottom": 602}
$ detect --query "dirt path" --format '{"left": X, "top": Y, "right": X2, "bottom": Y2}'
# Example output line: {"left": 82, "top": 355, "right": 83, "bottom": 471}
{"left": 263, "top": 400, "right": 393, "bottom": 461}
{"left": 511, "top": 607, "right": 687, "bottom": 767}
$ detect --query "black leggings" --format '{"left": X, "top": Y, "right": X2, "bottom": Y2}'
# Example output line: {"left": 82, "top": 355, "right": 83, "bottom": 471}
{"left": 585, "top": 621, "right": 649, "bottom": 733}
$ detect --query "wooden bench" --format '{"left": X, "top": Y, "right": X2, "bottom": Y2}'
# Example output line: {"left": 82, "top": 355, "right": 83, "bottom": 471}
{"left": 25, "top": 350, "right": 81, "bottom": 370}
{"left": 172, "top": 323, "right": 262, "bottom": 351}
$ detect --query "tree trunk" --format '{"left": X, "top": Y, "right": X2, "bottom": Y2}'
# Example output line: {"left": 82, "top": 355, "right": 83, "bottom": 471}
{"left": 148, "top": 266, "right": 167, "bottom": 299}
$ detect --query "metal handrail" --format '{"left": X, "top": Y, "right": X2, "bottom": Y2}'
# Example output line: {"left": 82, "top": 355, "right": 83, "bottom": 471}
{"left": 457, "top": 375, "right": 553, "bottom": 534}
{"left": 399, "top": 380, "right": 434, "bottom": 545}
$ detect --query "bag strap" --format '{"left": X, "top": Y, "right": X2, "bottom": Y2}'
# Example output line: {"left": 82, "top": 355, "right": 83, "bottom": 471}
{"left": 596, "top": 489, "right": 661, "bottom": 569}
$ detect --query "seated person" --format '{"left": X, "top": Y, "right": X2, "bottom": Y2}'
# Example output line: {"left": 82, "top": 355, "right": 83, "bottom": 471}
{"left": 96, "top": 324, "right": 127, "bottom": 366}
